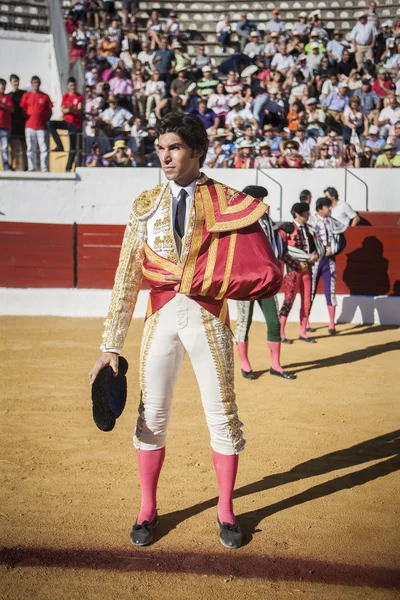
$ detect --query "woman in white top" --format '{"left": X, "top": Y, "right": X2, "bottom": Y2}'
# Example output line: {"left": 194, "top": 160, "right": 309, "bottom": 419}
{"left": 145, "top": 71, "right": 166, "bottom": 119}
{"left": 216, "top": 15, "right": 231, "bottom": 52}
{"left": 255, "top": 143, "right": 277, "bottom": 169}
{"left": 146, "top": 9, "right": 162, "bottom": 50}
{"left": 207, "top": 82, "right": 230, "bottom": 123}
{"left": 342, "top": 95, "right": 368, "bottom": 145}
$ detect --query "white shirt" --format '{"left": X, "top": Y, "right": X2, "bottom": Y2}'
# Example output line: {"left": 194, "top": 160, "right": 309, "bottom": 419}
{"left": 271, "top": 53, "right": 295, "bottom": 71}
{"left": 294, "top": 136, "right": 317, "bottom": 162}
{"left": 100, "top": 106, "right": 133, "bottom": 127}
{"left": 379, "top": 105, "right": 400, "bottom": 126}
{"left": 350, "top": 22, "right": 377, "bottom": 45}
{"left": 169, "top": 177, "right": 198, "bottom": 234}
{"left": 331, "top": 201, "right": 357, "bottom": 225}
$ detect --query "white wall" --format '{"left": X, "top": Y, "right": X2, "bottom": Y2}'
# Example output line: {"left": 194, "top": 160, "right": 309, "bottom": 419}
{"left": 0, "top": 168, "right": 399, "bottom": 225}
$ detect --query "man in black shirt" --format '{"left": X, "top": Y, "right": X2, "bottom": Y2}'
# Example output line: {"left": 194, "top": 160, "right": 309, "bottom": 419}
{"left": 8, "top": 74, "right": 27, "bottom": 170}
{"left": 337, "top": 49, "right": 357, "bottom": 78}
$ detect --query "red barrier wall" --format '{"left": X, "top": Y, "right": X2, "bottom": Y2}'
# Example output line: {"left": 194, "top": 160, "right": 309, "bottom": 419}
{"left": 1, "top": 220, "right": 399, "bottom": 295}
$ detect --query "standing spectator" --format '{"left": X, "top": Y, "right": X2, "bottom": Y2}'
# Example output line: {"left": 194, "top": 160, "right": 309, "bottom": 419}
{"left": 327, "top": 29, "right": 347, "bottom": 63}
{"left": 20, "top": 76, "right": 52, "bottom": 172}
{"left": 377, "top": 94, "right": 400, "bottom": 138}
{"left": 235, "top": 12, "right": 258, "bottom": 52}
{"left": 0, "top": 78, "right": 13, "bottom": 171}
{"left": 266, "top": 10, "right": 286, "bottom": 36}
{"left": 216, "top": 15, "right": 231, "bottom": 53}
{"left": 367, "top": 0, "right": 380, "bottom": 29}
{"left": 7, "top": 74, "right": 27, "bottom": 171}
{"left": 48, "top": 77, "right": 83, "bottom": 172}
{"left": 350, "top": 13, "right": 377, "bottom": 70}
{"left": 325, "top": 187, "right": 360, "bottom": 226}
{"left": 153, "top": 37, "right": 175, "bottom": 83}
{"left": 375, "top": 143, "right": 400, "bottom": 167}
{"left": 145, "top": 71, "right": 166, "bottom": 120}
{"left": 342, "top": 95, "right": 368, "bottom": 145}
{"left": 365, "top": 124, "right": 386, "bottom": 158}
{"left": 191, "top": 45, "right": 215, "bottom": 79}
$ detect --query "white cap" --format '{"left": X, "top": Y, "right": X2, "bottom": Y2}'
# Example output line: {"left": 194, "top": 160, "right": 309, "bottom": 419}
{"left": 382, "top": 19, "right": 393, "bottom": 27}
{"left": 311, "top": 42, "right": 319, "bottom": 49}
{"left": 229, "top": 96, "right": 241, "bottom": 108}
{"left": 241, "top": 64, "right": 258, "bottom": 78}
{"left": 306, "top": 97, "right": 317, "bottom": 105}
{"left": 369, "top": 125, "right": 379, "bottom": 135}
{"left": 338, "top": 82, "right": 348, "bottom": 89}
{"left": 298, "top": 53, "right": 306, "bottom": 60}
{"left": 202, "top": 65, "right": 212, "bottom": 73}
{"left": 299, "top": 11, "right": 307, "bottom": 17}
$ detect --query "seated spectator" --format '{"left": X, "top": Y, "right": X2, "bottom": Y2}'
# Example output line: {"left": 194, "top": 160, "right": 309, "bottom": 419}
{"left": 224, "top": 70, "right": 243, "bottom": 96}
{"left": 304, "top": 31, "right": 325, "bottom": 55}
{"left": 365, "top": 124, "right": 386, "bottom": 158}
{"left": 324, "top": 83, "right": 349, "bottom": 129}
{"left": 294, "top": 125, "right": 317, "bottom": 163}
{"left": 216, "top": 15, "right": 232, "bottom": 53}
{"left": 170, "top": 66, "right": 191, "bottom": 111}
{"left": 121, "top": 0, "right": 138, "bottom": 29}
{"left": 85, "top": 66, "right": 100, "bottom": 87}
{"left": 236, "top": 12, "right": 258, "bottom": 52}
{"left": 353, "top": 79, "right": 381, "bottom": 118}
{"left": 303, "top": 97, "right": 326, "bottom": 137}
{"left": 342, "top": 95, "right": 368, "bottom": 145}
{"left": 205, "top": 137, "right": 229, "bottom": 168}
{"left": 145, "top": 71, "right": 166, "bottom": 120}
{"left": 271, "top": 45, "right": 295, "bottom": 75}
{"left": 343, "top": 143, "right": 361, "bottom": 168}
{"left": 264, "top": 33, "right": 280, "bottom": 67}
{"left": 375, "top": 143, "right": 400, "bottom": 167}
{"left": 109, "top": 65, "right": 133, "bottom": 97}
{"left": 137, "top": 40, "right": 155, "bottom": 74}
{"left": 378, "top": 94, "right": 400, "bottom": 138}
{"left": 97, "top": 94, "right": 133, "bottom": 137}
{"left": 310, "top": 16, "right": 329, "bottom": 42}
{"left": 254, "top": 141, "right": 278, "bottom": 168}
{"left": 372, "top": 68, "right": 393, "bottom": 98}
{"left": 314, "top": 143, "right": 341, "bottom": 167}
{"left": 327, "top": 29, "right": 348, "bottom": 63}
{"left": 85, "top": 143, "right": 110, "bottom": 167}
{"left": 360, "top": 145, "right": 375, "bottom": 167}
{"left": 233, "top": 141, "right": 255, "bottom": 168}
{"left": 337, "top": 49, "right": 358, "bottom": 78}
{"left": 235, "top": 124, "right": 259, "bottom": 149}
{"left": 70, "top": 21, "right": 89, "bottom": 63}
{"left": 101, "top": 0, "right": 116, "bottom": 29}
{"left": 207, "top": 82, "right": 229, "bottom": 125}
{"left": 197, "top": 66, "right": 219, "bottom": 99}
{"left": 244, "top": 31, "right": 265, "bottom": 58}
{"left": 287, "top": 100, "right": 304, "bottom": 136}
{"left": 293, "top": 12, "right": 310, "bottom": 36}
{"left": 172, "top": 41, "right": 191, "bottom": 72}
{"left": 266, "top": 10, "right": 286, "bottom": 36}
{"left": 103, "top": 139, "right": 134, "bottom": 166}
{"left": 382, "top": 38, "right": 400, "bottom": 69}
{"left": 70, "top": 0, "right": 86, "bottom": 23}
{"left": 278, "top": 139, "right": 306, "bottom": 168}
{"left": 320, "top": 73, "right": 339, "bottom": 99}
{"left": 98, "top": 34, "right": 119, "bottom": 65}
{"left": 324, "top": 129, "right": 342, "bottom": 159}
{"left": 192, "top": 45, "right": 215, "bottom": 79}
{"left": 306, "top": 42, "right": 323, "bottom": 72}
{"left": 131, "top": 68, "right": 147, "bottom": 118}
{"left": 287, "top": 30, "right": 304, "bottom": 57}
{"left": 153, "top": 37, "right": 175, "bottom": 82}
{"left": 130, "top": 117, "right": 148, "bottom": 155}
{"left": 86, "top": 0, "right": 101, "bottom": 30}
{"left": 388, "top": 120, "right": 400, "bottom": 152}
{"left": 164, "top": 11, "right": 181, "bottom": 43}
{"left": 194, "top": 100, "right": 217, "bottom": 131}
{"left": 146, "top": 9, "right": 163, "bottom": 51}
{"left": 108, "top": 19, "right": 122, "bottom": 43}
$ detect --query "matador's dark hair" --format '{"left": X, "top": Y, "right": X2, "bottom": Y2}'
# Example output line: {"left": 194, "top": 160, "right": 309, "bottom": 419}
{"left": 156, "top": 110, "right": 209, "bottom": 166}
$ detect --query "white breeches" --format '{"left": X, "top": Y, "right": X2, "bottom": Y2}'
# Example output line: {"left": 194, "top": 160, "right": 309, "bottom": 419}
{"left": 134, "top": 294, "right": 245, "bottom": 455}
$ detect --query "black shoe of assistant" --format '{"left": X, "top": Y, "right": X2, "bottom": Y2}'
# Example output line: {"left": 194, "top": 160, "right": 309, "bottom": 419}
{"left": 217, "top": 517, "right": 243, "bottom": 549}
{"left": 306, "top": 327, "right": 316, "bottom": 333}
{"left": 130, "top": 513, "right": 158, "bottom": 546}
{"left": 298, "top": 337, "right": 316, "bottom": 343}
{"left": 328, "top": 328, "right": 337, "bottom": 335}
{"left": 241, "top": 369, "right": 256, "bottom": 380}
{"left": 281, "top": 338, "right": 292, "bottom": 345}
{"left": 51, "top": 146, "right": 64, "bottom": 152}
{"left": 270, "top": 368, "right": 296, "bottom": 380}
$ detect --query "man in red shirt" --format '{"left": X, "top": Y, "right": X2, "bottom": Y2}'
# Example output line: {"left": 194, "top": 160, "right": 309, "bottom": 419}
{"left": 48, "top": 77, "right": 83, "bottom": 172}
{"left": 20, "top": 76, "right": 53, "bottom": 172}
{"left": 0, "top": 78, "right": 14, "bottom": 171}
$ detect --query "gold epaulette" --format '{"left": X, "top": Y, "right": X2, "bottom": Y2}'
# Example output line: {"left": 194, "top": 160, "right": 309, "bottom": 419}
{"left": 133, "top": 183, "right": 164, "bottom": 219}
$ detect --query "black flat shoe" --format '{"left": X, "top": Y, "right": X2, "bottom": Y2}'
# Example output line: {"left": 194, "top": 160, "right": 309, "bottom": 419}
{"left": 306, "top": 327, "right": 316, "bottom": 333}
{"left": 130, "top": 513, "right": 158, "bottom": 546}
{"left": 270, "top": 368, "right": 296, "bottom": 380}
{"left": 241, "top": 369, "right": 256, "bottom": 380}
{"left": 281, "top": 338, "right": 292, "bottom": 345}
{"left": 217, "top": 517, "right": 243, "bottom": 549}
{"left": 50, "top": 146, "right": 64, "bottom": 152}
{"left": 328, "top": 328, "right": 337, "bottom": 335}
{"left": 299, "top": 337, "right": 316, "bottom": 343}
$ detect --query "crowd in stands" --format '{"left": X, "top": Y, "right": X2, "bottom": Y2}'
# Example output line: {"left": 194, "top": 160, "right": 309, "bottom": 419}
{"left": 2, "top": 2, "right": 400, "bottom": 170}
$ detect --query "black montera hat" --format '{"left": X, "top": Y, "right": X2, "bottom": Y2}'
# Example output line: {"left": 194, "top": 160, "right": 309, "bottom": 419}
{"left": 91, "top": 356, "right": 129, "bottom": 432}
{"left": 242, "top": 185, "right": 269, "bottom": 199}
{"left": 316, "top": 196, "right": 332, "bottom": 211}
{"left": 291, "top": 201, "right": 310, "bottom": 216}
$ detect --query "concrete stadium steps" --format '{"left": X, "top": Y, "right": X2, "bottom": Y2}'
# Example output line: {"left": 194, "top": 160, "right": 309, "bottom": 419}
{"left": 0, "top": 0, "right": 49, "bottom": 33}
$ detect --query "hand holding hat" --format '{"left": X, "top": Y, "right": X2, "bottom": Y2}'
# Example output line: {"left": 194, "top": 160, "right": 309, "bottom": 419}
{"left": 91, "top": 355, "right": 129, "bottom": 432}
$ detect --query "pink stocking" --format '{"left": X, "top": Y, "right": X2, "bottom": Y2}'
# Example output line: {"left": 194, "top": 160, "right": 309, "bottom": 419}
{"left": 212, "top": 450, "right": 238, "bottom": 525}
{"left": 328, "top": 305, "right": 336, "bottom": 329}
{"left": 280, "top": 315, "right": 288, "bottom": 340}
{"left": 137, "top": 447, "right": 165, "bottom": 524}
{"left": 236, "top": 341, "right": 252, "bottom": 372}
{"left": 267, "top": 341, "right": 283, "bottom": 372}
{"left": 300, "top": 316, "right": 308, "bottom": 338}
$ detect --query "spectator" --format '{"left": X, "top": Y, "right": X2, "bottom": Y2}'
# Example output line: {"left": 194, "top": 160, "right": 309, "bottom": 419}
{"left": 264, "top": 32, "right": 280, "bottom": 67}
{"left": 378, "top": 94, "right": 400, "bottom": 138}
{"left": 342, "top": 95, "right": 368, "bottom": 145}
{"left": 365, "top": 124, "right": 386, "bottom": 158}
{"left": 324, "top": 82, "right": 349, "bottom": 130}
{"left": 287, "top": 30, "right": 305, "bottom": 57}
{"left": 98, "top": 94, "right": 133, "bottom": 138}
{"left": 294, "top": 125, "right": 317, "bottom": 163}
{"left": 287, "top": 101, "right": 304, "bottom": 136}
{"left": 310, "top": 15, "right": 329, "bottom": 42}
{"left": 194, "top": 99, "right": 216, "bottom": 131}
{"left": 293, "top": 12, "right": 310, "bottom": 36}
{"left": 266, "top": 10, "right": 286, "bottom": 36}
{"left": 343, "top": 143, "right": 361, "bottom": 168}
{"left": 70, "top": 0, "right": 86, "bottom": 23}
{"left": 350, "top": 13, "right": 377, "bottom": 69}
{"left": 172, "top": 41, "right": 191, "bottom": 73}
{"left": 131, "top": 68, "right": 147, "bottom": 118}
{"left": 0, "top": 77, "right": 13, "bottom": 171}
{"left": 98, "top": 34, "right": 119, "bottom": 63}
{"left": 360, "top": 145, "right": 375, "bottom": 167}
{"left": 235, "top": 12, "right": 258, "bottom": 52}
{"left": 101, "top": 0, "right": 116, "bottom": 29}
{"left": 278, "top": 139, "right": 306, "bottom": 168}
{"left": 372, "top": 67, "right": 393, "bottom": 98}
{"left": 304, "top": 31, "right": 325, "bottom": 55}
{"left": 137, "top": 40, "right": 155, "bottom": 74}
{"left": 337, "top": 49, "right": 358, "bottom": 78}
{"left": 109, "top": 65, "right": 133, "bottom": 97}
{"left": 130, "top": 116, "right": 148, "bottom": 155}
{"left": 164, "top": 11, "right": 181, "bottom": 43}
{"left": 197, "top": 66, "right": 219, "bottom": 99}
{"left": 103, "top": 139, "right": 134, "bottom": 166}
{"left": 325, "top": 187, "right": 360, "bottom": 225}
{"left": 382, "top": 38, "right": 400, "bottom": 69}
{"left": 303, "top": 97, "right": 326, "bottom": 137}
{"left": 254, "top": 141, "right": 277, "bottom": 168}
{"left": 20, "top": 76, "right": 52, "bottom": 172}
{"left": 146, "top": 9, "right": 163, "bottom": 51}
{"left": 327, "top": 29, "right": 348, "bottom": 63}
{"left": 170, "top": 66, "right": 191, "bottom": 111}
{"left": 324, "top": 129, "right": 342, "bottom": 160}
{"left": 368, "top": 0, "right": 380, "bottom": 29}
{"left": 224, "top": 70, "right": 242, "bottom": 96}
{"left": 353, "top": 78, "right": 381, "bottom": 117}
{"left": 205, "top": 137, "right": 229, "bottom": 168}
{"left": 207, "top": 82, "right": 229, "bottom": 125}
{"left": 389, "top": 120, "right": 400, "bottom": 152}
{"left": 244, "top": 31, "right": 265, "bottom": 58}
{"left": 306, "top": 42, "right": 323, "bottom": 72}
{"left": 153, "top": 37, "right": 175, "bottom": 82}
{"left": 8, "top": 74, "right": 27, "bottom": 171}
{"left": 299, "top": 189, "right": 312, "bottom": 204}
{"left": 85, "top": 142, "right": 110, "bottom": 167}
{"left": 121, "top": 0, "right": 138, "bottom": 28}
{"left": 375, "top": 143, "right": 400, "bottom": 166}
{"left": 191, "top": 45, "right": 215, "bottom": 78}
{"left": 86, "top": 0, "right": 101, "bottom": 30}
{"left": 48, "top": 77, "right": 83, "bottom": 172}
{"left": 145, "top": 71, "right": 166, "bottom": 120}
{"left": 70, "top": 20, "right": 89, "bottom": 62}
{"left": 216, "top": 15, "right": 232, "bottom": 53}
{"left": 314, "top": 144, "right": 341, "bottom": 168}
{"left": 233, "top": 141, "right": 255, "bottom": 168}
{"left": 271, "top": 45, "right": 295, "bottom": 75}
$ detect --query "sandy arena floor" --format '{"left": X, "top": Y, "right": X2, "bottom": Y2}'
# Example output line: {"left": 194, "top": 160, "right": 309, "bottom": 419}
{"left": 0, "top": 316, "right": 399, "bottom": 600}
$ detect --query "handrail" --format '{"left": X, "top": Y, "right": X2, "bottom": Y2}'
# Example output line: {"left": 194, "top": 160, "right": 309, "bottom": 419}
{"left": 344, "top": 168, "right": 369, "bottom": 212}
{"left": 256, "top": 168, "right": 283, "bottom": 221}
